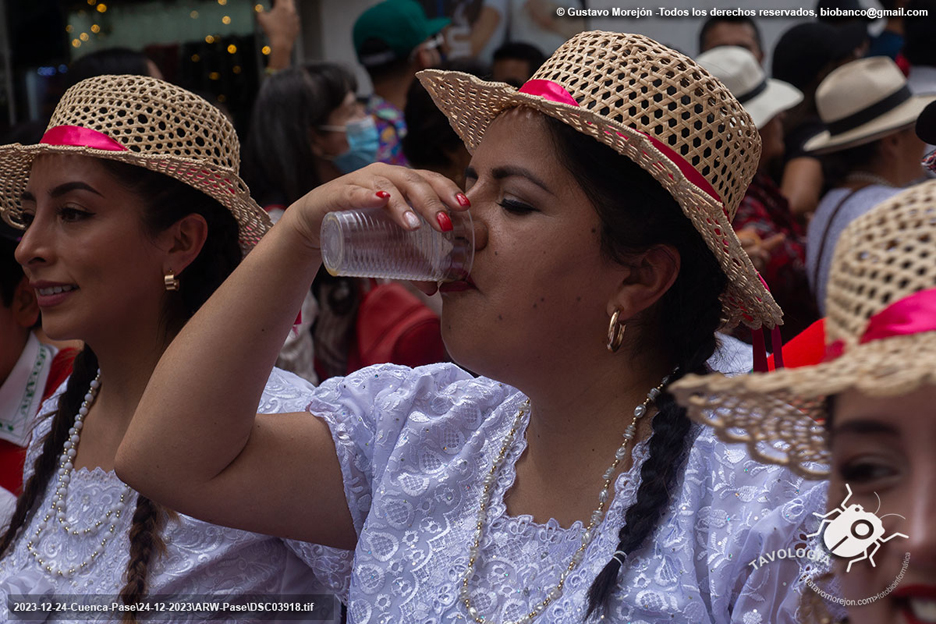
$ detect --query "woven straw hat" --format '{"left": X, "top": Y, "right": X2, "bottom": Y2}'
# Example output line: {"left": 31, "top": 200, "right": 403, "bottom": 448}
{"left": 0, "top": 74, "right": 270, "bottom": 252}
{"left": 417, "top": 31, "right": 781, "bottom": 331}
{"left": 805, "top": 56, "right": 936, "bottom": 154}
{"left": 671, "top": 179, "right": 936, "bottom": 478}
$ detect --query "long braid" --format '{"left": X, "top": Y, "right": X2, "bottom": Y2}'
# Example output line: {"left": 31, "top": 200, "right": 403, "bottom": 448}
{"left": 584, "top": 253, "right": 726, "bottom": 617}
{"left": 540, "top": 114, "right": 732, "bottom": 618}
{"left": 3, "top": 162, "right": 240, "bottom": 615}
{"left": 0, "top": 347, "right": 98, "bottom": 558}
{"left": 93, "top": 162, "right": 240, "bottom": 614}
{"left": 585, "top": 336, "right": 716, "bottom": 617}
{"left": 118, "top": 496, "right": 169, "bottom": 623}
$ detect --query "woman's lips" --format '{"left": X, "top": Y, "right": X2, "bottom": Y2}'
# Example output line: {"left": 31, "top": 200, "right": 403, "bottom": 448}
{"left": 32, "top": 283, "right": 79, "bottom": 307}
{"left": 439, "top": 275, "right": 476, "bottom": 294}
{"left": 438, "top": 280, "right": 474, "bottom": 293}
{"left": 899, "top": 599, "right": 936, "bottom": 624}
{"left": 895, "top": 587, "right": 936, "bottom": 624}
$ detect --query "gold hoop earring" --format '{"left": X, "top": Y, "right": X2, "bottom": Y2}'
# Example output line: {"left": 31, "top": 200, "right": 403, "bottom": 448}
{"left": 164, "top": 270, "right": 180, "bottom": 292}
{"left": 607, "top": 309, "right": 626, "bottom": 352}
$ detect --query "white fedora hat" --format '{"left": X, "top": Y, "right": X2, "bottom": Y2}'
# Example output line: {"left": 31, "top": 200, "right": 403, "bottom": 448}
{"left": 805, "top": 56, "right": 936, "bottom": 153}
{"left": 696, "top": 46, "right": 803, "bottom": 130}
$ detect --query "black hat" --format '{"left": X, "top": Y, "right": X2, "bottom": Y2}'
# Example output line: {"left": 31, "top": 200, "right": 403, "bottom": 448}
{"left": 772, "top": 22, "right": 868, "bottom": 91}
{"left": 917, "top": 100, "right": 936, "bottom": 144}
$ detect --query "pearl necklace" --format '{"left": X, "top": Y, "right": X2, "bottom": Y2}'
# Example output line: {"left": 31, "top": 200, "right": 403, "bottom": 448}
{"left": 460, "top": 373, "right": 673, "bottom": 624}
{"left": 26, "top": 371, "right": 133, "bottom": 577}
{"left": 845, "top": 171, "right": 896, "bottom": 188}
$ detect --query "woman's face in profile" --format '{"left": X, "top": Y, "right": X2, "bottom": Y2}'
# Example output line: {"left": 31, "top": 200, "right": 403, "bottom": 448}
{"left": 828, "top": 384, "right": 936, "bottom": 624}
{"left": 15, "top": 154, "right": 169, "bottom": 345}
{"left": 439, "top": 107, "right": 631, "bottom": 383}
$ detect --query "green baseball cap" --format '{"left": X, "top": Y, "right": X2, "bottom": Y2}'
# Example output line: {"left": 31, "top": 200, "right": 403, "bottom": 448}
{"left": 353, "top": 0, "right": 451, "bottom": 67}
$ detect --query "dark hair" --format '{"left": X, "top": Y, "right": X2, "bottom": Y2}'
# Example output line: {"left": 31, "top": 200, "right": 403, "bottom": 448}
{"left": 0, "top": 163, "right": 241, "bottom": 621}
{"left": 698, "top": 15, "right": 763, "bottom": 56}
{"left": 823, "top": 139, "right": 882, "bottom": 188}
{"left": 492, "top": 42, "right": 546, "bottom": 79}
{"left": 242, "top": 62, "right": 357, "bottom": 206}
{"left": 357, "top": 38, "right": 412, "bottom": 83}
{"left": 0, "top": 119, "right": 48, "bottom": 146}
{"left": 64, "top": 48, "right": 153, "bottom": 91}
{"left": 402, "top": 59, "right": 489, "bottom": 171}
{"left": 904, "top": 0, "right": 936, "bottom": 66}
{"left": 540, "top": 116, "right": 727, "bottom": 618}
{"left": 0, "top": 235, "right": 23, "bottom": 308}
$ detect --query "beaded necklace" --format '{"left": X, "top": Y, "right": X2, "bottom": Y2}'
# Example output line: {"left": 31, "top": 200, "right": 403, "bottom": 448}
{"left": 460, "top": 373, "right": 672, "bottom": 624}
{"left": 25, "top": 371, "right": 133, "bottom": 577}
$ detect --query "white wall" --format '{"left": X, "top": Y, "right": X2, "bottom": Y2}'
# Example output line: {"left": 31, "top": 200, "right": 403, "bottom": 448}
{"left": 305, "top": 0, "right": 380, "bottom": 94}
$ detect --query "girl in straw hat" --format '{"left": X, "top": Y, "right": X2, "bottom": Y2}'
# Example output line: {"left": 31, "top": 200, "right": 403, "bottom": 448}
{"left": 672, "top": 180, "right": 936, "bottom": 623}
{"left": 117, "top": 32, "right": 829, "bottom": 622}
{"left": 0, "top": 76, "right": 350, "bottom": 619}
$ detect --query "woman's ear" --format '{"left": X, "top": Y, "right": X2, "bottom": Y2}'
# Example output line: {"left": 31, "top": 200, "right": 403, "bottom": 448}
{"left": 159, "top": 213, "right": 209, "bottom": 277}
{"left": 606, "top": 244, "right": 680, "bottom": 321}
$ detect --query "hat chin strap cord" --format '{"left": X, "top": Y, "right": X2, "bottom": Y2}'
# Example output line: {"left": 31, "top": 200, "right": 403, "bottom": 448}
{"left": 752, "top": 275, "right": 785, "bottom": 372}
{"left": 752, "top": 325, "right": 785, "bottom": 372}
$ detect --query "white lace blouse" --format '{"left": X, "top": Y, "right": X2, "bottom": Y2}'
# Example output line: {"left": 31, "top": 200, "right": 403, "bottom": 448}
{"left": 0, "top": 368, "right": 352, "bottom": 623}
{"left": 312, "top": 363, "right": 828, "bottom": 624}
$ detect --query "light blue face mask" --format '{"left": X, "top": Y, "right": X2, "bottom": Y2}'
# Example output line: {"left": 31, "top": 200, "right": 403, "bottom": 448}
{"left": 329, "top": 116, "right": 379, "bottom": 174}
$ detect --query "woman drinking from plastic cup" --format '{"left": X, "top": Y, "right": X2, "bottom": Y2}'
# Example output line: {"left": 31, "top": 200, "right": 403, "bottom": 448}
{"left": 116, "top": 32, "right": 831, "bottom": 622}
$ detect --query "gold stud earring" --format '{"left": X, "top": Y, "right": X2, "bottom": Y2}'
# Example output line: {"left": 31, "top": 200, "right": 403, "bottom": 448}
{"left": 607, "top": 309, "right": 626, "bottom": 352}
{"left": 164, "top": 270, "right": 180, "bottom": 291}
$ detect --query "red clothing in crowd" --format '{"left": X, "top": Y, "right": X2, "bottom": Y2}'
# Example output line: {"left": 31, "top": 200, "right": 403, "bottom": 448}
{"left": 0, "top": 347, "right": 77, "bottom": 494}
{"left": 733, "top": 171, "right": 820, "bottom": 341}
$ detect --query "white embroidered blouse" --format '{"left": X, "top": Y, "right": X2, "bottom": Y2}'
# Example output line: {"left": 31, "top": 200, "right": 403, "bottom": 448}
{"left": 311, "top": 363, "right": 828, "bottom": 624}
{"left": 0, "top": 368, "right": 352, "bottom": 623}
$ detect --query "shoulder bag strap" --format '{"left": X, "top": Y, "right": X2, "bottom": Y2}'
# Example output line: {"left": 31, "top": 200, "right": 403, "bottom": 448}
{"left": 811, "top": 186, "right": 870, "bottom": 292}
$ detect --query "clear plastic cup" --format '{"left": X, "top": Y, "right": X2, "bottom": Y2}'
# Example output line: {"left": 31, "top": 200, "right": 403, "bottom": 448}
{"left": 320, "top": 208, "right": 474, "bottom": 282}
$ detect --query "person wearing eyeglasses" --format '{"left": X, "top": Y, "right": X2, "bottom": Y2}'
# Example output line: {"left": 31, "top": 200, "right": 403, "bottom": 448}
{"left": 352, "top": 0, "right": 452, "bottom": 167}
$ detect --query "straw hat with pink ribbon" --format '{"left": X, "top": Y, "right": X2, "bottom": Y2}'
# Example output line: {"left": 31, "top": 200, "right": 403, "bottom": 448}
{"left": 0, "top": 74, "right": 271, "bottom": 253}
{"left": 671, "top": 179, "right": 936, "bottom": 478}
{"left": 417, "top": 30, "right": 782, "bottom": 333}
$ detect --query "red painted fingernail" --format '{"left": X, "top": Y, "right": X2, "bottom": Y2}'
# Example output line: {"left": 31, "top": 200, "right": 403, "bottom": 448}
{"left": 436, "top": 212, "right": 453, "bottom": 232}
{"left": 456, "top": 193, "right": 470, "bottom": 207}
{"left": 376, "top": 190, "right": 390, "bottom": 199}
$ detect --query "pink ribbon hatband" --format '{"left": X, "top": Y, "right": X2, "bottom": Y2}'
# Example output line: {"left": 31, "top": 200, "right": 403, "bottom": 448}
{"left": 518, "top": 79, "right": 723, "bottom": 208}
{"left": 40, "top": 126, "right": 127, "bottom": 152}
{"left": 825, "top": 287, "right": 936, "bottom": 361}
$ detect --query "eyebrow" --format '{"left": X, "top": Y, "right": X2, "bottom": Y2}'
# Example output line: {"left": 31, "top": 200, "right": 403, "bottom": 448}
{"left": 830, "top": 419, "right": 900, "bottom": 440}
{"left": 464, "top": 165, "right": 555, "bottom": 196}
{"left": 20, "top": 181, "right": 103, "bottom": 203}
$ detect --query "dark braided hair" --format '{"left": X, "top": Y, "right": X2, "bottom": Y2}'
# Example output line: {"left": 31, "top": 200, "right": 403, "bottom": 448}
{"left": 118, "top": 495, "right": 170, "bottom": 623}
{"left": 0, "top": 161, "right": 241, "bottom": 621}
{"left": 541, "top": 116, "right": 729, "bottom": 618}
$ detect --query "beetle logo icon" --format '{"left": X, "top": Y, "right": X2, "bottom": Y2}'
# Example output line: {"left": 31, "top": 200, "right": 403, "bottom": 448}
{"left": 808, "top": 483, "right": 909, "bottom": 573}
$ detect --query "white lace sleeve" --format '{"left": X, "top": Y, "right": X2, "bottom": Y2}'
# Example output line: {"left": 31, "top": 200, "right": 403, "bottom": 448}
{"left": 684, "top": 429, "right": 830, "bottom": 623}
{"left": 257, "top": 367, "right": 356, "bottom": 601}
{"left": 302, "top": 363, "right": 474, "bottom": 535}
